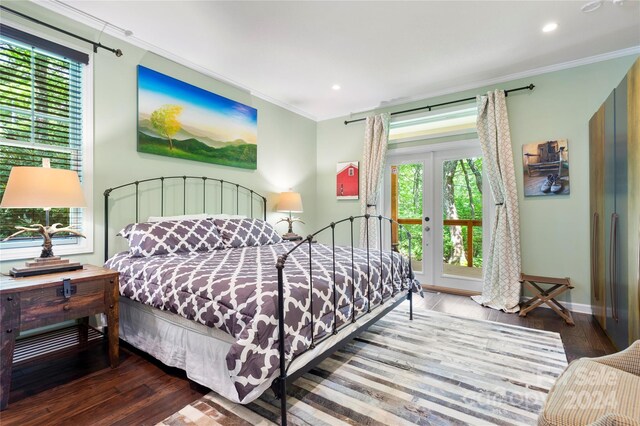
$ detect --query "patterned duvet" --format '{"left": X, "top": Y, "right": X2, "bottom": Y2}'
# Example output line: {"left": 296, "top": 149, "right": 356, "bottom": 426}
{"left": 105, "top": 241, "right": 420, "bottom": 402}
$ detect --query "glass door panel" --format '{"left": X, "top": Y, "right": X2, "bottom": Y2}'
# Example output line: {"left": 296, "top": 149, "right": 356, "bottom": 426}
{"left": 391, "top": 163, "right": 423, "bottom": 272}
{"left": 440, "top": 156, "right": 483, "bottom": 281}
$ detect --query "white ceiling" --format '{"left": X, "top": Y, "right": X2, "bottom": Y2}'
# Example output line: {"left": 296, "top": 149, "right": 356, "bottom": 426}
{"left": 49, "top": 1, "right": 640, "bottom": 120}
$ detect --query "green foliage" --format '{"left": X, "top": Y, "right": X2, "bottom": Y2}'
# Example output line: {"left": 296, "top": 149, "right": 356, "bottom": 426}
{"left": 396, "top": 164, "right": 423, "bottom": 261}
{"left": 441, "top": 158, "right": 483, "bottom": 267}
{"left": 138, "top": 132, "right": 257, "bottom": 169}
{"left": 394, "top": 158, "right": 484, "bottom": 268}
{"left": 0, "top": 40, "right": 78, "bottom": 241}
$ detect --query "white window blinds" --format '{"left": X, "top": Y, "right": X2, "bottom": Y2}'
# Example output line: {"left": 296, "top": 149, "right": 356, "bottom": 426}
{"left": 0, "top": 31, "right": 85, "bottom": 249}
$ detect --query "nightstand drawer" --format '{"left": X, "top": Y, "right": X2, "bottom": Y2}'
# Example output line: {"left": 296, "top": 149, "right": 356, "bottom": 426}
{"left": 19, "top": 280, "right": 107, "bottom": 331}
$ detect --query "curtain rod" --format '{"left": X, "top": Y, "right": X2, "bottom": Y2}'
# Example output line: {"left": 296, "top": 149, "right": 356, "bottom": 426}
{"left": 0, "top": 5, "right": 123, "bottom": 57}
{"left": 344, "top": 83, "right": 535, "bottom": 125}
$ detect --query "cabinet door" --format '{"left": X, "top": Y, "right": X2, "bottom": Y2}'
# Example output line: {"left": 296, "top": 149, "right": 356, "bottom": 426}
{"left": 627, "top": 59, "right": 640, "bottom": 344}
{"left": 606, "top": 76, "right": 630, "bottom": 350}
{"left": 604, "top": 90, "right": 617, "bottom": 337}
{"left": 589, "top": 105, "right": 606, "bottom": 328}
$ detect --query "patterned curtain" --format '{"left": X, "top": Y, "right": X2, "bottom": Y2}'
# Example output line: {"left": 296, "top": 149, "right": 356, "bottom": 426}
{"left": 359, "top": 113, "right": 390, "bottom": 248}
{"left": 471, "top": 90, "right": 522, "bottom": 313}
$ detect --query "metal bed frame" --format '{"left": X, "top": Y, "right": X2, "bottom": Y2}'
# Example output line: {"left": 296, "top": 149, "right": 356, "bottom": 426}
{"left": 103, "top": 175, "right": 267, "bottom": 258}
{"left": 103, "top": 176, "right": 415, "bottom": 426}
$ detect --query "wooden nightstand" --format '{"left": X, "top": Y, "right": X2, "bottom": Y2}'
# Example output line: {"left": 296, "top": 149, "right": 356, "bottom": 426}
{"left": 0, "top": 265, "right": 119, "bottom": 410}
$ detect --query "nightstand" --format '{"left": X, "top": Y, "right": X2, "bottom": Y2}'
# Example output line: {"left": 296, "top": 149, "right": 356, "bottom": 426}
{"left": 0, "top": 265, "right": 119, "bottom": 410}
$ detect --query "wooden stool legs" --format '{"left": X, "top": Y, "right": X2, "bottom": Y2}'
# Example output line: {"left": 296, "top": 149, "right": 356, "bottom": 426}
{"left": 519, "top": 274, "right": 575, "bottom": 326}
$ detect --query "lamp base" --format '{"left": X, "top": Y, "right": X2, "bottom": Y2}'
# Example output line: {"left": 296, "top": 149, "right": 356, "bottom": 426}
{"left": 9, "top": 256, "right": 83, "bottom": 278}
{"left": 281, "top": 232, "right": 303, "bottom": 241}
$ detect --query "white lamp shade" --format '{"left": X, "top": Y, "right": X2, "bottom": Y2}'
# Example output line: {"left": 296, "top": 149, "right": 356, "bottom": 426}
{"left": 276, "top": 191, "right": 303, "bottom": 213}
{"left": 0, "top": 166, "right": 86, "bottom": 208}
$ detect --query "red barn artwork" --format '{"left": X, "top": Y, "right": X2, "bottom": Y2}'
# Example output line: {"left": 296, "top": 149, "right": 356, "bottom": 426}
{"left": 336, "top": 161, "right": 359, "bottom": 200}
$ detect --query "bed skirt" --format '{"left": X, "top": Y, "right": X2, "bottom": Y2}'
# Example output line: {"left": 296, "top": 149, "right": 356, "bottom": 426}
{"left": 119, "top": 292, "right": 407, "bottom": 404}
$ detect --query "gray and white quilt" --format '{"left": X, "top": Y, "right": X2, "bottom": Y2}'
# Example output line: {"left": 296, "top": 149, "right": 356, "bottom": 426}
{"left": 105, "top": 241, "right": 421, "bottom": 402}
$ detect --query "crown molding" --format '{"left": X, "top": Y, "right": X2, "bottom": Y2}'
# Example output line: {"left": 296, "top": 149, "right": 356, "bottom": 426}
{"left": 330, "top": 45, "right": 640, "bottom": 122}
{"left": 31, "top": 0, "right": 318, "bottom": 122}
{"left": 25, "top": 1, "right": 640, "bottom": 123}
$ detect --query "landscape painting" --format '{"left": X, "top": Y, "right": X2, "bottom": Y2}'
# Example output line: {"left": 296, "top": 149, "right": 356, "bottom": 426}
{"left": 137, "top": 65, "right": 257, "bottom": 169}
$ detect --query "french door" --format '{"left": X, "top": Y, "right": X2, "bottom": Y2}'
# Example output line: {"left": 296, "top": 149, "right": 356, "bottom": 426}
{"left": 383, "top": 144, "right": 491, "bottom": 292}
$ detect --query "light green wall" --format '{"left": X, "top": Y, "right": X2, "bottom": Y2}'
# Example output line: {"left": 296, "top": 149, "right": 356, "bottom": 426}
{"left": 2, "top": 1, "right": 637, "bottom": 309}
{"left": 316, "top": 55, "right": 639, "bottom": 306}
{"left": 0, "top": 2, "right": 318, "bottom": 270}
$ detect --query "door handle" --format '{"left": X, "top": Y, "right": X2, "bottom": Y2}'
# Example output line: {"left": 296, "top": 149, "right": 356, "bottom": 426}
{"left": 591, "top": 212, "right": 599, "bottom": 301}
{"left": 609, "top": 213, "right": 618, "bottom": 322}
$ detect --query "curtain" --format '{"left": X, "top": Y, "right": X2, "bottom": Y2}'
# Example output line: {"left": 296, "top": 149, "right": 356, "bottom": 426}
{"left": 359, "top": 113, "right": 390, "bottom": 248}
{"left": 471, "top": 90, "right": 522, "bottom": 313}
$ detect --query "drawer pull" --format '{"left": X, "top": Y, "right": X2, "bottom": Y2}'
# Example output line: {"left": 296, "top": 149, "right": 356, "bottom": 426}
{"left": 56, "top": 285, "right": 77, "bottom": 298}
{"left": 6, "top": 329, "right": 12, "bottom": 333}
{"left": 63, "top": 305, "right": 71, "bottom": 311}
{"left": 109, "top": 304, "right": 114, "bottom": 309}
{"left": 6, "top": 296, "right": 13, "bottom": 301}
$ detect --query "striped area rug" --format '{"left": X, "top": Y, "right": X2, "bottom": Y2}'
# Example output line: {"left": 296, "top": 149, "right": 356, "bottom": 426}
{"left": 159, "top": 303, "right": 567, "bottom": 425}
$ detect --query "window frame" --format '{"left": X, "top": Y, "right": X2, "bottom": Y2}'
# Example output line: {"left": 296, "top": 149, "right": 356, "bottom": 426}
{"left": 388, "top": 104, "right": 478, "bottom": 144}
{"left": 0, "top": 20, "right": 94, "bottom": 261}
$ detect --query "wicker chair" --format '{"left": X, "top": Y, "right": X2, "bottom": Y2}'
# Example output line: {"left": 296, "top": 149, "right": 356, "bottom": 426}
{"left": 538, "top": 340, "right": 640, "bottom": 426}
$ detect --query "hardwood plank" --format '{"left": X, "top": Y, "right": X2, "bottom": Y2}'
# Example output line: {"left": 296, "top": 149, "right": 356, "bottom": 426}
{"left": 1, "top": 294, "right": 616, "bottom": 425}
{"left": 112, "top": 382, "right": 206, "bottom": 426}
{"left": 61, "top": 384, "right": 155, "bottom": 425}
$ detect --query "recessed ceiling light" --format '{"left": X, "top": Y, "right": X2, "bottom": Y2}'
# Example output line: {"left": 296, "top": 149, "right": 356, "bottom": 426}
{"left": 581, "top": 0, "right": 603, "bottom": 12}
{"left": 542, "top": 22, "right": 558, "bottom": 33}
{"left": 332, "top": 84, "right": 341, "bottom": 91}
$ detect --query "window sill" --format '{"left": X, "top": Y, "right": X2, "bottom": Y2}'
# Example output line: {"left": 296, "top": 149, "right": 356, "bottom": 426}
{"left": 0, "top": 241, "right": 93, "bottom": 262}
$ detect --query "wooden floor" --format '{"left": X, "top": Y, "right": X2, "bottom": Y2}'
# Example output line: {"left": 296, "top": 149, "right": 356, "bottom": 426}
{"left": 1, "top": 292, "right": 616, "bottom": 425}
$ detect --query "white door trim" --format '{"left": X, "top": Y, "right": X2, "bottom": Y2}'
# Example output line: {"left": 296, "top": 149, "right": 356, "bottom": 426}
{"left": 385, "top": 138, "right": 491, "bottom": 292}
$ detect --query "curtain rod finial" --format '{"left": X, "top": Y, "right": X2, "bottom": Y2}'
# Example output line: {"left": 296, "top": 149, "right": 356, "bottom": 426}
{"left": 115, "top": 49, "right": 123, "bottom": 57}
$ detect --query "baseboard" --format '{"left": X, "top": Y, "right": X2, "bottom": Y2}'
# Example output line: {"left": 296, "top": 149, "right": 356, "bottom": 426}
{"left": 421, "top": 284, "right": 593, "bottom": 315}
{"left": 520, "top": 297, "right": 593, "bottom": 315}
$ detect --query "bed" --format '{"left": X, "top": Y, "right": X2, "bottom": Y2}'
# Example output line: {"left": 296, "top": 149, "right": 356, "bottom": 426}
{"left": 103, "top": 176, "right": 420, "bottom": 424}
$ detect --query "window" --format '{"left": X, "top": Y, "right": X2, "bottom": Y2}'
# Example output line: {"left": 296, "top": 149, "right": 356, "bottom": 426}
{"left": 0, "top": 25, "right": 93, "bottom": 260}
{"left": 348, "top": 167, "right": 354, "bottom": 176}
{"left": 389, "top": 105, "right": 477, "bottom": 143}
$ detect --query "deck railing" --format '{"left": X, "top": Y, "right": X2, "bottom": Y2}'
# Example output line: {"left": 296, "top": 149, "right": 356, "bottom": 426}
{"left": 443, "top": 219, "right": 482, "bottom": 268}
{"left": 394, "top": 218, "right": 482, "bottom": 268}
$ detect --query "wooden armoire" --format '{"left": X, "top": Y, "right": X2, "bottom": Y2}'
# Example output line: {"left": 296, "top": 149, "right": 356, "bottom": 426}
{"left": 589, "top": 57, "right": 640, "bottom": 351}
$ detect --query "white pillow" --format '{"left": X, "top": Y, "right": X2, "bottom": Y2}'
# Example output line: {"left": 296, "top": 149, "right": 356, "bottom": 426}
{"left": 147, "top": 213, "right": 210, "bottom": 222}
{"left": 209, "top": 214, "right": 247, "bottom": 220}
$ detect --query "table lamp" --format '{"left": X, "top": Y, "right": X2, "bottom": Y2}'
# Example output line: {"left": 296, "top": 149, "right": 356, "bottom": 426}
{"left": 1, "top": 161, "right": 87, "bottom": 277}
{"left": 276, "top": 190, "right": 304, "bottom": 240}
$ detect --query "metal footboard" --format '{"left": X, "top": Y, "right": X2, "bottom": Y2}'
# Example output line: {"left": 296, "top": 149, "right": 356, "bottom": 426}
{"left": 274, "top": 214, "right": 416, "bottom": 425}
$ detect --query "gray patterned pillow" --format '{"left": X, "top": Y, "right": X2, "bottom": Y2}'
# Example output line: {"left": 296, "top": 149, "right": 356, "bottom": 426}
{"left": 118, "top": 219, "right": 224, "bottom": 257}
{"left": 213, "top": 218, "right": 283, "bottom": 248}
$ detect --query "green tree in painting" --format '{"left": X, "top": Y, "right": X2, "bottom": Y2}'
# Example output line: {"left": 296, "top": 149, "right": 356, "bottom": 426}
{"left": 150, "top": 105, "right": 183, "bottom": 150}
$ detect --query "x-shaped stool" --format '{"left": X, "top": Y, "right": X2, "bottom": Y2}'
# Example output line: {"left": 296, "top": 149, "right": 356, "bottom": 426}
{"left": 519, "top": 273, "right": 575, "bottom": 325}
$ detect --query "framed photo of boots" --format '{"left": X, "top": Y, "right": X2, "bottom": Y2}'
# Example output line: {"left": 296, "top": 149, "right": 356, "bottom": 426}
{"left": 522, "top": 139, "right": 570, "bottom": 197}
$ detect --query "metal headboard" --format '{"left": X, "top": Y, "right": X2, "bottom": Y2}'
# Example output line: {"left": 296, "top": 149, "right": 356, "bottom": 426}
{"left": 103, "top": 175, "right": 267, "bottom": 261}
